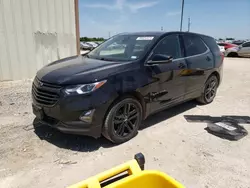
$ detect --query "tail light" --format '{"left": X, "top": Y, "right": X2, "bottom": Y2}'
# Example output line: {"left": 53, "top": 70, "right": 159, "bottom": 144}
{"left": 220, "top": 51, "right": 224, "bottom": 63}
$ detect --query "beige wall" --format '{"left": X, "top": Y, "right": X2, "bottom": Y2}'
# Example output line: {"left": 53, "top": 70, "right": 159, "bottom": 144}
{"left": 0, "top": 0, "right": 77, "bottom": 81}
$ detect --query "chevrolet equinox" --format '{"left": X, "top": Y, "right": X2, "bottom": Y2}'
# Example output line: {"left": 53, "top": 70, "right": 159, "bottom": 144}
{"left": 32, "top": 32, "right": 224, "bottom": 144}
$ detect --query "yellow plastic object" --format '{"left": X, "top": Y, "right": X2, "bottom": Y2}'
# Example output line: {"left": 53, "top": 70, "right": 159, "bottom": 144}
{"left": 68, "top": 159, "right": 184, "bottom": 188}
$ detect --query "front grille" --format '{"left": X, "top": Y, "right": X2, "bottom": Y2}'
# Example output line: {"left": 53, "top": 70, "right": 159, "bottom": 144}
{"left": 32, "top": 77, "right": 61, "bottom": 106}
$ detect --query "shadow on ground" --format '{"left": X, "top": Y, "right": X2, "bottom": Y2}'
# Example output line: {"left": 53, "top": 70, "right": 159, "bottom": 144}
{"left": 34, "top": 101, "right": 197, "bottom": 152}
{"left": 141, "top": 101, "right": 197, "bottom": 129}
{"left": 33, "top": 120, "right": 113, "bottom": 152}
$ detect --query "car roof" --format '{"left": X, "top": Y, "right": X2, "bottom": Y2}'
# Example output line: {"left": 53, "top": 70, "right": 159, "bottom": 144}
{"left": 117, "top": 31, "right": 213, "bottom": 38}
{"left": 118, "top": 31, "right": 165, "bottom": 36}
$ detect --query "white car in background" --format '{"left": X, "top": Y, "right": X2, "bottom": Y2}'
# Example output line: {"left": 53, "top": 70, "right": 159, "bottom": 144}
{"left": 86, "top": 42, "right": 99, "bottom": 48}
{"left": 218, "top": 45, "right": 225, "bottom": 54}
{"left": 225, "top": 42, "right": 250, "bottom": 57}
{"left": 80, "top": 42, "right": 94, "bottom": 50}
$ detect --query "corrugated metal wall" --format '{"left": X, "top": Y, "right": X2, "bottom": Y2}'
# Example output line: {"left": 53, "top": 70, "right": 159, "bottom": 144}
{"left": 0, "top": 0, "right": 77, "bottom": 81}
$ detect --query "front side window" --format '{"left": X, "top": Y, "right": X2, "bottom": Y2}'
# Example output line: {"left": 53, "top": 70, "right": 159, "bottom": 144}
{"left": 153, "top": 35, "right": 182, "bottom": 59}
{"left": 87, "top": 35, "right": 155, "bottom": 61}
{"left": 183, "top": 35, "right": 208, "bottom": 57}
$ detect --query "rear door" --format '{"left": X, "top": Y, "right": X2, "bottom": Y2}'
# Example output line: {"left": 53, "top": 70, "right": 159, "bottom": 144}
{"left": 238, "top": 42, "right": 250, "bottom": 57}
{"left": 180, "top": 34, "right": 214, "bottom": 100}
{"left": 145, "top": 34, "right": 187, "bottom": 113}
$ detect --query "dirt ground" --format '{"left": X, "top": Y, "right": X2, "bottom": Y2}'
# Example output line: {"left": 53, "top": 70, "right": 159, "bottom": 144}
{"left": 1, "top": 58, "right": 250, "bottom": 188}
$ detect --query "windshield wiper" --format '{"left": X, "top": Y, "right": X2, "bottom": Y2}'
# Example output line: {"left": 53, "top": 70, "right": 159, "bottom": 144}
{"left": 85, "top": 55, "right": 118, "bottom": 62}
{"left": 98, "top": 57, "right": 116, "bottom": 61}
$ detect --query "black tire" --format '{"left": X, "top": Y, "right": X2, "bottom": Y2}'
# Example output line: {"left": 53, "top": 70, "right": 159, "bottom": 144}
{"left": 102, "top": 97, "right": 142, "bottom": 144}
{"left": 228, "top": 52, "right": 238, "bottom": 57}
{"left": 197, "top": 75, "right": 219, "bottom": 104}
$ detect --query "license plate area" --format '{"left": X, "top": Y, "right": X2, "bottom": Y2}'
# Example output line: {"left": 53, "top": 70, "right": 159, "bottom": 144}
{"left": 33, "top": 105, "right": 44, "bottom": 120}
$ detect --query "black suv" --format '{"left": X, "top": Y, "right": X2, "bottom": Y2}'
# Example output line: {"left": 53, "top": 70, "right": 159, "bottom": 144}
{"left": 32, "top": 32, "right": 224, "bottom": 144}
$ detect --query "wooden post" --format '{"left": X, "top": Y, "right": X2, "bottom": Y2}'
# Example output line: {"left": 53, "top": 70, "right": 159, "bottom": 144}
{"left": 74, "top": 0, "right": 80, "bottom": 55}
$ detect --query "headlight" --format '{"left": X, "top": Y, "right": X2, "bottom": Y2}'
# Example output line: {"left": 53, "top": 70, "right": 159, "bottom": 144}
{"left": 64, "top": 80, "right": 107, "bottom": 95}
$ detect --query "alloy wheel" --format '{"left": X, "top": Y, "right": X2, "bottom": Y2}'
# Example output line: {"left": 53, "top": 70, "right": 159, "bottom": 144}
{"left": 113, "top": 103, "right": 139, "bottom": 137}
{"left": 204, "top": 78, "right": 217, "bottom": 102}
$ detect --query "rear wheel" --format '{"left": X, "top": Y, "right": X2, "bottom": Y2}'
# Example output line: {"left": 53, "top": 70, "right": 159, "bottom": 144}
{"left": 197, "top": 75, "right": 218, "bottom": 104}
{"left": 102, "top": 97, "right": 142, "bottom": 144}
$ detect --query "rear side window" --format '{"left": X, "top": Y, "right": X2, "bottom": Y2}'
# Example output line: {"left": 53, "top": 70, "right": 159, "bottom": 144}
{"left": 242, "top": 42, "right": 250, "bottom": 47}
{"left": 202, "top": 36, "right": 220, "bottom": 53}
{"left": 183, "top": 35, "right": 208, "bottom": 57}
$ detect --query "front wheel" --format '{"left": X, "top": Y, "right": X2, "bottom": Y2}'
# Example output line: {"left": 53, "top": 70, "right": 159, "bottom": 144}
{"left": 227, "top": 52, "right": 238, "bottom": 57}
{"left": 102, "top": 97, "right": 142, "bottom": 144}
{"left": 197, "top": 75, "right": 218, "bottom": 104}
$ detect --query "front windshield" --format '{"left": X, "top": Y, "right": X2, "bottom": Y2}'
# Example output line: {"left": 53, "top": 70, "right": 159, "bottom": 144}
{"left": 87, "top": 35, "right": 155, "bottom": 61}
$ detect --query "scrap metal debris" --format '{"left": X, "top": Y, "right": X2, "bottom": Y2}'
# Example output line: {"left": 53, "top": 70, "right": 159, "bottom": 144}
{"left": 184, "top": 115, "right": 249, "bottom": 141}
{"left": 206, "top": 121, "right": 248, "bottom": 141}
{"left": 54, "top": 159, "right": 77, "bottom": 165}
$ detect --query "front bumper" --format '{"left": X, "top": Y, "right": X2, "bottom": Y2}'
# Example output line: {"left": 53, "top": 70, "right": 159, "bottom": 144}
{"left": 33, "top": 112, "right": 103, "bottom": 138}
{"left": 32, "top": 88, "right": 116, "bottom": 138}
{"left": 32, "top": 101, "right": 110, "bottom": 138}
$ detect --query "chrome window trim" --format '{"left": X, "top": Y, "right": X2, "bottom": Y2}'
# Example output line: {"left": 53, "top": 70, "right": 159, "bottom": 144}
{"left": 145, "top": 34, "right": 211, "bottom": 66}
{"left": 182, "top": 34, "right": 210, "bottom": 59}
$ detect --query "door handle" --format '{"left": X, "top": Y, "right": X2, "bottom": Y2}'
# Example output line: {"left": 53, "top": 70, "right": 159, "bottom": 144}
{"left": 178, "top": 63, "right": 186, "bottom": 69}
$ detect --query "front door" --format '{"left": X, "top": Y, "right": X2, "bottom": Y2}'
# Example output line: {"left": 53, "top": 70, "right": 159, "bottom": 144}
{"left": 144, "top": 34, "right": 187, "bottom": 114}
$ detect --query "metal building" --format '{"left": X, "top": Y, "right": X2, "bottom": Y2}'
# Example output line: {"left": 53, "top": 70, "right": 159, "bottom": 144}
{"left": 0, "top": 0, "right": 80, "bottom": 81}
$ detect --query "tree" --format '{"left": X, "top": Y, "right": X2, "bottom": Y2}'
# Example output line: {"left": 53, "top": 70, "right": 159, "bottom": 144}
{"left": 226, "top": 37, "right": 235, "bottom": 40}
{"left": 80, "top": 37, "right": 105, "bottom": 42}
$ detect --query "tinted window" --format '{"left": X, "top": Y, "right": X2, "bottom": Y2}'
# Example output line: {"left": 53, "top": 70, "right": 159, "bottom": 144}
{"left": 183, "top": 35, "right": 208, "bottom": 57}
{"left": 153, "top": 35, "right": 181, "bottom": 59}
{"left": 201, "top": 36, "right": 220, "bottom": 53}
{"left": 242, "top": 42, "right": 250, "bottom": 47}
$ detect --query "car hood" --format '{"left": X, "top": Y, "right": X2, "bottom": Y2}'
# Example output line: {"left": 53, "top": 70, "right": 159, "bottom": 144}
{"left": 36, "top": 55, "right": 133, "bottom": 85}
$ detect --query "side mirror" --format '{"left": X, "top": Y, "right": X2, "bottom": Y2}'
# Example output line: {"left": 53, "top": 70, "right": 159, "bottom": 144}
{"left": 147, "top": 54, "right": 173, "bottom": 65}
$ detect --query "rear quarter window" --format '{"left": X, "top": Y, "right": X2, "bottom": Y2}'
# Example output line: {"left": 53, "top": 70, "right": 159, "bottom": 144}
{"left": 201, "top": 36, "right": 220, "bottom": 53}
{"left": 182, "top": 35, "right": 208, "bottom": 57}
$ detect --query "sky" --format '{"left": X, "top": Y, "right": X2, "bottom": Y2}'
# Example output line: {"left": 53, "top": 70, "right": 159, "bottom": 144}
{"left": 79, "top": 0, "right": 250, "bottom": 39}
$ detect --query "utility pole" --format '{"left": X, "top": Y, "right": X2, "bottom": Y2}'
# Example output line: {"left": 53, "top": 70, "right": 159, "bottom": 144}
{"left": 161, "top": 26, "right": 163, "bottom": 31}
{"left": 180, "top": 0, "right": 184, "bottom": 31}
{"left": 188, "top": 16, "right": 191, "bottom": 32}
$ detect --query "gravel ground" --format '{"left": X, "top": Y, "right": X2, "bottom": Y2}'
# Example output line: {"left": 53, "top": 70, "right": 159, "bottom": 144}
{"left": 0, "top": 58, "right": 250, "bottom": 188}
